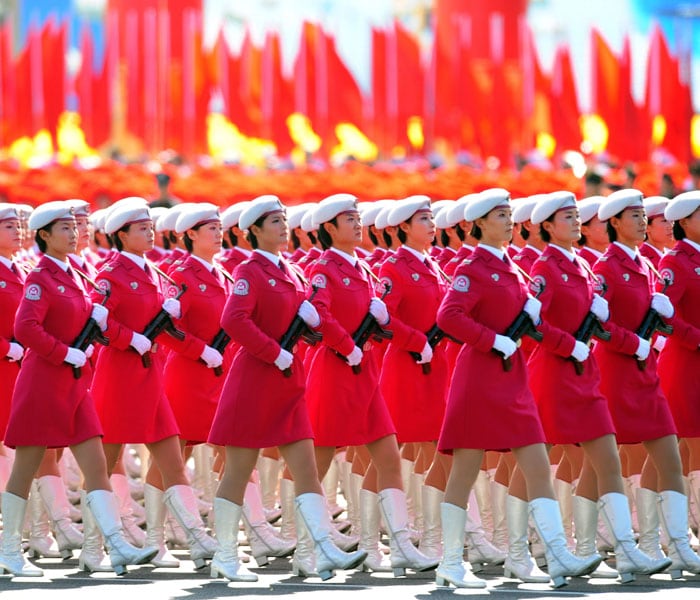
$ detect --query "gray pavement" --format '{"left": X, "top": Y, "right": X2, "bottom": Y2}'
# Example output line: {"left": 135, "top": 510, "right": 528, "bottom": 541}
{"left": 1, "top": 552, "right": 700, "bottom": 600}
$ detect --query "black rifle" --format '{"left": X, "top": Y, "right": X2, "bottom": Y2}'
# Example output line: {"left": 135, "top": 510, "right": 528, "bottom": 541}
{"left": 70, "top": 290, "right": 110, "bottom": 379}
{"left": 205, "top": 328, "right": 231, "bottom": 377}
{"left": 570, "top": 284, "right": 611, "bottom": 375}
{"left": 140, "top": 285, "right": 187, "bottom": 368}
{"left": 494, "top": 286, "right": 544, "bottom": 372}
{"left": 279, "top": 286, "right": 322, "bottom": 378}
{"left": 337, "top": 285, "right": 393, "bottom": 374}
{"left": 409, "top": 323, "right": 461, "bottom": 375}
{"left": 635, "top": 280, "right": 673, "bottom": 371}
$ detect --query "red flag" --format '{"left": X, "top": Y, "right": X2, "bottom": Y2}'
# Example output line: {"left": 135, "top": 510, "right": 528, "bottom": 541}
{"left": 370, "top": 27, "right": 389, "bottom": 153}
{"left": 261, "top": 32, "right": 294, "bottom": 154}
{"left": 550, "top": 45, "right": 581, "bottom": 154}
{"left": 393, "top": 20, "right": 424, "bottom": 150}
{"left": 325, "top": 30, "right": 364, "bottom": 131}
{"left": 41, "top": 19, "right": 67, "bottom": 139}
{"left": 0, "top": 21, "right": 16, "bottom": 144}
{"left": 238, "top": 29, "right": 263, "bottom": 138}
{"left": 590, "top": 29, "right": 620, "bottom": 146}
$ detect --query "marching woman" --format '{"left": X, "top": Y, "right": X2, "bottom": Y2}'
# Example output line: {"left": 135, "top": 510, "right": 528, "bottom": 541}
{"left": 91, "top": 200, "right": 217, "bottom": 572}
{"left": 592, "top": 189, "right": 700, "bottom": 579}
{"left": 640, "top": 196, "right": 673, "bottom": 269}
{"left": 435, "top": 188, "right": 601, "bottom": 589}
{"left": 657, "top": 191, "right": 700, "bottom": 562}
{"left": 207, "top": 195, "right": 366, "bottom": 582}
{"left": 305, "top": 194, "right": 439, "bottom": 577}
{"left": 0, "top": 204, "right": 25, "bottom": 489}
{"left": 0, "top": 201, "right": 156, "bottom": 577}
{"left": 528, "top": 191, "right": 670, "bottom": 583}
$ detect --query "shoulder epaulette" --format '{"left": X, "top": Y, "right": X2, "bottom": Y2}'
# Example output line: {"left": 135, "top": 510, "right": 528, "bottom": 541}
{"left": 176, "top": 266, "right": 185, "bottom": 271}
{"left": 538, "top": 255, "right": 549, "bottom": 262}
{"left": 387, "top": 256, "right": 397, "bottom": 264}
{"left": 31, "top": 267, "right": 43, "bottom": 272}
{"left": 668, "top": 250, "right": 678, "bottom": 256}
{"left": 598, "top": 256, "right": 608, "bottom": 262}
{"left": 317, "top": 259, "right": 327, "bottom": 265}
{"left": 103, "top": 265, "right": 114, "bottom": 271}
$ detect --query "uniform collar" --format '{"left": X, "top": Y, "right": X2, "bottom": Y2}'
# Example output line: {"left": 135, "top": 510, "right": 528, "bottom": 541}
{"left": 0, "top": 255, "right": 13, "bottom": 270}
{"left": 613, "top": 241, "right": 641, "bottom": 263}
{"left": 549, "top": 244, "right": 577, "bottom": 262}
{"left": 401, "top": 245, "right": 427, "bottom": 263}
{"left": 254, "top": 248, "right": 281, "bottom": 267}
{"left": 44, "top": 254, "right": 70, "bottom": 272}
{"left": 189, "top": 253, "right": 214, "bottom": 270}
{"left": 683, "top": 238, "right": 700, "bottom": 254}
{"left": 478, "top": 243, "right": 506, "bottom": 261}
{"left": 121, "top": 251, "right": 146, "bottom": 269}
{"left": 330, "top": 246, "right": 358, "bottom": 267}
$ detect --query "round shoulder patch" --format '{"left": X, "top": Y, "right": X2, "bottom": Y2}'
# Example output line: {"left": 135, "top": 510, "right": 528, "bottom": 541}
{"left": 96, "top": 279, "right": 111, "bottom": 293}
{"left": 530, "top": 275, "right": 546, "bottom": 295}
{"left": 379, "top": 276, "right": 392, "bottom": 292}
{"left": 166, "top": 284, "right": 180, "bottom": 298}
{"left": 233, "top": 279, "right": 250, "bottom": 296}
{"left": 659, "top": 267, "right": 674, "bottom": 286}
{"left": 25, "top": 283, "right": 42, "bottom": 300}
{"left": 453, "top": 274, "right": 470, "bottom": 293}
{"left": 311, "top": 273, "right": 327, "bottom": 289}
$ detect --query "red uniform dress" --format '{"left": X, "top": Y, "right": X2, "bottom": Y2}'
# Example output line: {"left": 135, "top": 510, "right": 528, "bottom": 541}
{"left": 0, "top": 259, "right": 25, "bottom": 439}
{"left": 443, "top": 245, "right": 475, "bottom": 278}
{"left": 437, "top": 246, "right": 458, "bottom": 269}
{"left": 378, "top": 248, "right": 448, "bottom": 443}
{"left": 5, "top": 257, "right": 103, "bottom": 447}
{"left": 158, "top": 247, "right": 187, "bottom": 274}
{"left": 592, "top": 243, "right": 677, "bottom": 444}
{"left": 91, "top": 253, "right": 199, "bottom": 443}
{"left": 512, "top": 244, "right": 542, "bottom": 275}
{"left": 366, "top": 247, "right": 387, "bottom": 267}
{"left": 436, "top": 247, "right": 546, "bottom": 453}
{"left": 657, "top": 240, "right": 700, "bottom": 438}
{"left": 640, "top": 242, "right": 664, "bottom": 270}
{"left": 528, "top": 246, "right": 616, "bottom": 444}
{"left": 164, "top": 256, "right": 232, "bottom": 444}
{"left": 305, "top": 250, "right": 396, "bottom": 447}
{"left": 577, "top": 246, "right": 604, "bottom": 269}
{"left": 219, "top": 246, "right": 252, "bottom": 275}
{"left": 208, "top": 252, "right": 314, "bottom": 448}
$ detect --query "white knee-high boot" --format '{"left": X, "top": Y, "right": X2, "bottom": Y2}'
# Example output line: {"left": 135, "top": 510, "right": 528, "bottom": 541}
{"left": 658, "top": 490, "right": 700, "bottom": 578}
{"left": 144, "top": 484, "right": 180, "bottom": 568}
{"left": 435, "top": 503, "right": 486, "bottom": 589}
{"left": 210, "top": 498, "right": 258, "bottom": 581}
{"left": 0, "top": 492, "right": 43, "bottom": 577}
{"left": 503, "top": 495, "right": 549, "bottom": 583}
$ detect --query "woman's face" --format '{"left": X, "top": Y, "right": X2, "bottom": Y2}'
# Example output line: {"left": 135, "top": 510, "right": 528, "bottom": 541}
{"left": 476, "top": 206, "right": 513, "bottom": 246}
{"left": 253, "top": 211, "right": 289, "bottom": 251}
{"left": 680, "top": 208, "right": 700, "bottom": 244}
{"left": 188, "top": 221, "right": 223, "bottom": 256}
{"left": 328, "top": 211, "right": 362, "bottom": 247}
{"left": 646, "top": 215, "right": 673, "bottom": 248}
{"left": 611, "top": 208, "right": 647, "bottom": 247}
{"left": 544, "top": 207, "right": 581, "bottom": 247}
{"left": 119, "top": 220, "right": 155, "bottom": 255}
{"left": 0, "top": 218, "right": 21, "bottom": 256}
{"left": 41, "top": 218, "right": 78, "bottom": 258}
{"left": 75, "top": 215, "right": 91, "bottom": 251}
{"left": 401, "top": 211, "right": 435, "bottom": 249}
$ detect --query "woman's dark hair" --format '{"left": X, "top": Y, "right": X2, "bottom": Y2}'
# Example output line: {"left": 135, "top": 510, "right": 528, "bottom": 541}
{"left": 605, "top": 209, "right": 628, "bottom": 242}
{"left": 397, "top": 226, "right": 407, "bottom": 244}
{"left": 35, "top": 221, "right": 58, "bottom": 253}
{"left": 520, "top": 223, "right": 530, "bottom": 240}
{"left": 183, "top": 222, "right": 206, "bottom": 253}
{"left": 308, "top": 231, "right": 317, "bottom": 245}
{"left": 382, "top": 230, "right": 392, "bottom": 248}
{"left": 440, "top": 229, "right": 449, "bottom": 247}
{"left": 317, "top": 218, "right": 337, "bottom": 250}
{"left": 226, "top": 228, "right": 238, "bottom": 247}
{"left": 368, "top": 227, "right": 379, "bottom": 246}
{"left": 168, "top": 231, "right": 178, "bottom": 245}
{"left": 673, "top": 221, "right": 687, "bottom": 240}
{"left": 290, "top": 229, "right": 301, "bottom": 250}
{"left": 162, "top": 233, "right": 171, "bottom": 250}
{"left": 539, "top": 223, "right": 551, "bottom": 243}
{"left": 470, "top": 223, "right": 483, "bottom": 240}
{"left": 245, "top": 214, "right": 269, "bottom": 250}
{"left": 113, "top": 223, "right": 132, "bottom": 252}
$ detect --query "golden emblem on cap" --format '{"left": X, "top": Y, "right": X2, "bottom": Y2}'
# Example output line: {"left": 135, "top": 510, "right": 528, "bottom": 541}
{"left": 491, "top": 273, "right": 499, "bottom": 281}
{"left": 342, "top": 277, "right": 350, "bottom": 286}
{"left": 269, "top": 279, "right": 276, "bottom": 286}
{"left": 130, "top": 281, "right": 138, "bottom": 289}
{"left": 412, "top": 273, "right": 420, "bottom": 281}
{"left": 57, "top": 285, "right": 65, "bottom": 293}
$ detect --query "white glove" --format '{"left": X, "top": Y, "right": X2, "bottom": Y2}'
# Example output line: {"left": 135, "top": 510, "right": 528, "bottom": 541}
{"left": 200, "top": 345, "right": 223, "bottom": 369}
{"left": 6, "top": 342, "right": 24, "bottom": 362}
{"left": 590, "top": 294, "right": 609, "bottom": 322}
{"left": 130, "top": 332, "right": 152, "bottom": 356}
{"left": 651, "top": 293, "right": 674, "bottom": 319}
{"left": 369, "top": 298, "right": 390, "bottom": 325}
{"left": 91, "top": 303, "right": 109, "bottom": 331}
{"left": 492, "top": 334, "right": 517, "bottom": 359}
{"left": 635, "top": 336, "right": 651, "bottom": 361}
{"left": 653, "top": 335, "right": 667, "bottom": 353}
{"left": 274, "top": 348, "right": 293, "bottom": 371}
{"left": 162, "top": 298, "right": 181, "bottom": 319}
{"left": 416, "top": 341, "right": 433, "bottom": 364}
{"left": 84, "top": 344, "right": 95, "bottom": 359}
{"left": 297, "top": 300, "right": 320, "bottom": 328}
{"left": 64, "top": 347, "right": 87, "bottom": 367}
{"left": 346, "top": 345, "right": 363, "bottom": 367}
{"left": 523, "top": 296, "right": 542, "bottom": 325}
{"left": 570, "top": 340, "right": 590, "bottom": 362}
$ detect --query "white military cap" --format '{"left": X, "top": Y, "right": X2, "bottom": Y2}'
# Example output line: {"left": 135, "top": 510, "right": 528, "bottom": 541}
{"left": 360, "top": 200, "right": 393, "bottom": 228}
{"left": 104, "top": 204, "right": 151, "bottom": 235}
{"left": 578, "top": 196, "right": 604, "bottom": 224}
{"left": 312, "top": 193, "right": 359, "bottom": 229}
{"left": 13, "top": 204, "right": 33, "bottom": 218}
{"left": 430, "top": 199, "right": 453, "bottom": 217}
{"left": 434, "top": 201, "right": 456, "bottom": 228}
{"left": 386, "top": 195, "right": 431, "bottom": 227}
{"left": 239, "top": 195, "right": 286, "bottom": 230}
{"left": 155, "top": 204, "right": 189, "bottom": 233}
{"left": 28, "top": 201, "right": 75, "bottom": 230}
{"left": 149, "top": 206, "right": 168, "bottom": 222}
{"left": 531, "top": 191, "right": 577, "bottom": 225}
{"left": 643, "top": 196, "right": 669, "bottom": 219}
{"left": 89, "top": 208, "right": 108, "bottom": 232}
{"left": 300, "top": 209, "right": 317, "bottom": 232}
{"left": 451, "top": 193, "right": 480, "bottom": 224}
{"left": 0, "top": 203, "right": 20, "bottom": 221}
{"left": 512, "top": 195, "right": 545, "bottom": 224}
{"left": 221, "top": 201, "right": 251, "bottom": 230}
{"left": 64, "top": 199, "right": 90, "bottom": 216}
{"left": 598, "top": 189, "right": 643, "bottom": 221}
{"left": 175, "top": 203, "right": 220, "bottom": 234}
{"left": 465, "top": 188, "right": 511, "bottom": 222}
{"left": 665, "top": 190, "right": 700, "bottom": 221}
{"left": 374, "top": 205, "right": 395, "bottom": 230}
{"left": 287, "top": 203, "right": 314, "bottom": 230}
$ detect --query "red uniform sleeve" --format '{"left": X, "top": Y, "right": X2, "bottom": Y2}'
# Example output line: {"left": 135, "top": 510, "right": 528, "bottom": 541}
{"left": 659, "top": 254, "right": 700, "bottom": 350}
{"left": 14, "top": 275, "right": 69, "bottom": 365}
{"left": 436, "top": 265, "right": 496, "bottom": 353}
